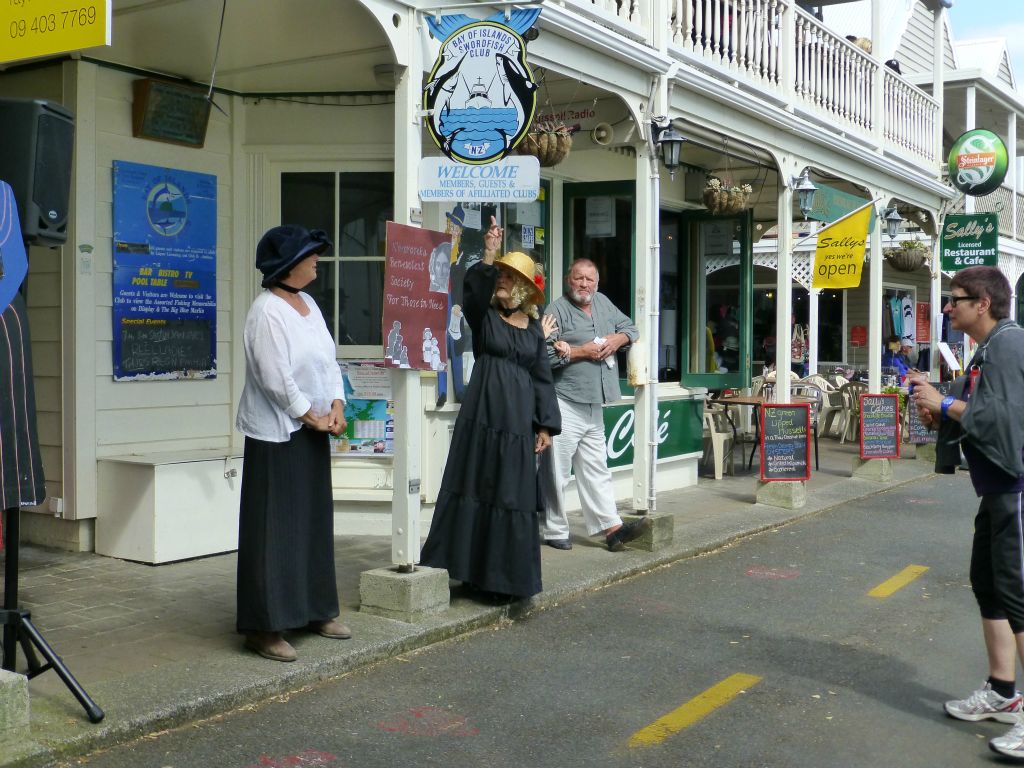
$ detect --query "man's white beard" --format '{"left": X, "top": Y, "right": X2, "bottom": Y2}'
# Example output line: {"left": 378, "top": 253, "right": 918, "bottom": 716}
{"left": 570, "top": 290, "right": 593, "bottom": 305}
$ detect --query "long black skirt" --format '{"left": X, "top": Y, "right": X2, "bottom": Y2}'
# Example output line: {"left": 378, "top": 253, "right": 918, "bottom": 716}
{"left": 236, "top": 427, "right": 339, "bottom": 634}
{"left": 0, "top": 293, "right": 45, "bottom": 513}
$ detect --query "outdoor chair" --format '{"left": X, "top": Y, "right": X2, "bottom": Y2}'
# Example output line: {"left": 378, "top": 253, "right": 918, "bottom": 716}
{"left": 837, "top": 381, "right": 868, "bottom": 444}
{"left": 702, "top": 403, "right": 736, "bottom": 480}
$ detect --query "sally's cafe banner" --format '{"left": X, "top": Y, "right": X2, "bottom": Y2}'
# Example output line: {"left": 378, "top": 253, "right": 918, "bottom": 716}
{"left": 811, "top": 203, "right": 874, "bottom": 290}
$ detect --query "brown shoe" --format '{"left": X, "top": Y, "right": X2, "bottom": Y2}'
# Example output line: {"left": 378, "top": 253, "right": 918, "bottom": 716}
{"left": 244, "top": 632, "right": 297, "bottom": 662}
{"left": 309, "top": 619, "right": 352, "bottom": 639}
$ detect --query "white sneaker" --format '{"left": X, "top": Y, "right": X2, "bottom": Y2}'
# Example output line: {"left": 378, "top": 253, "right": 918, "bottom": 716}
{"left": 991, "top": 718, "right": 1024, "bottom": 759}
{"left": 944, "top": 682, "right": 1023, "bottom": 723}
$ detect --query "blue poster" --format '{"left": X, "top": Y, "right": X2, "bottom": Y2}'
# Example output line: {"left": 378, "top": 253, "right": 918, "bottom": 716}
{"left": 111, "top": 161, "right": 217, "bottom": 380}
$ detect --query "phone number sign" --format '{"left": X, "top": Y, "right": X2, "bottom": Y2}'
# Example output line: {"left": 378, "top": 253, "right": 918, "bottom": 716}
{"left": 2, "top": 1, "right": 111, "bottom": 65}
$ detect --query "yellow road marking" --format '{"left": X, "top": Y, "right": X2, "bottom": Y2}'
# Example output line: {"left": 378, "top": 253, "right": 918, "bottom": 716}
{"left": 868, "top": 565, "right": 929, "bottom": 598}
{"left": 628, "top": 673, "right": 761, "bottom": 748}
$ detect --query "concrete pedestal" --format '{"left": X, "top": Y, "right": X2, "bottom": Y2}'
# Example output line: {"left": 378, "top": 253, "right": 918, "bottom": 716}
{"left": 852, "top": 457, "right": 893, "bottom": 482}
{"left": 359, "top": 566, "right": 450, "bottom": 623}
{"left": 915, "top": 443, "right": 936, "bottom": 463}
{"left": 0, "top": 669, "right": 28, "bottom": 735}
{"left": 621, "top": 512, "right": 674, "bottom": 552}
{"left": 755, "top": 480, "right": 806, "bottom": 509}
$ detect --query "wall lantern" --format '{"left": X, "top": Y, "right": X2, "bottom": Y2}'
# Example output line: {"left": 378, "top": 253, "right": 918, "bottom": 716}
{"left": 792, "top": 169, "right": 817, "bottom": 220}
{"left": 651, "top": 121, "right": 685, "bottom": 179}
{"left": 882, "top": 206, "right": 903, "bottom": 241}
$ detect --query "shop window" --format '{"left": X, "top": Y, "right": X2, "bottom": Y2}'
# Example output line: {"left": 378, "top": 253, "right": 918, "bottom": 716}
{"left": 281, "top": 171, "right": 393, "bottom": 356}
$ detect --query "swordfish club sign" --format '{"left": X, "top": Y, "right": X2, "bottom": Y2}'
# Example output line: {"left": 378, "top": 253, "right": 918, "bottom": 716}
{"left": 423, "top": 9, "right": 540, "bottom": 164}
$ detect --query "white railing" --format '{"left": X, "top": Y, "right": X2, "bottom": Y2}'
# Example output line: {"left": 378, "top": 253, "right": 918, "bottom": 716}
{"left": 561, "top": 0, "right": 652, "bottom": 38}
{"left": 883, "top": 69, "right": 939, "bottom": 162}
{"left": 670, "top": 0, "right": 786, "bottom": 92}
{"left": 793, "top": 9, "right": 875, "bottom": 132}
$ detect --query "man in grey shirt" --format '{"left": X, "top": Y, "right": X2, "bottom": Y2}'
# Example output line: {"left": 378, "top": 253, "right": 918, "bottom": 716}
{"left": 541, "top": 258, "right": 649, "bottom": 551}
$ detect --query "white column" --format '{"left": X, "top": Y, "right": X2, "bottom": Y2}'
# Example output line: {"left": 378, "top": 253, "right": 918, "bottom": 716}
{"left": 868, "top": 200, "right": 883, "bottom": 394}
{"left": 932, "top": 2, "right": 945, "bottom": 169}
{"left": 778, "top": 0, "right": 795, "bottom": 111}
{"left": 391, "top": 19, "right": 423, "bottom": 569}
{"left": 775, "top": 173, "right": 794, "bottom": 403}
{"left": 870, "top": 0, "right": 884, "bottom": 147}
{"left": 808, "top": 288, "right": 819, "bottom": 376}
{"left": 1009, "top": 112, "right": 1017, "bottom": 241}
{"left": 632, "top": 137, "right": 656, "bottom": 512}
{"left": 966, "top": 86, "right": 976, "bottom": 215}
{"left": 929, "top": 232, "right": 942, "bottom": 377}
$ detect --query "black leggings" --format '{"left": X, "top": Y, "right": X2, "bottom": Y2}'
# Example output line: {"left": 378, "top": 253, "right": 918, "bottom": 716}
{"left": 971, "top": 492, "right": 1024, "bottom": 633}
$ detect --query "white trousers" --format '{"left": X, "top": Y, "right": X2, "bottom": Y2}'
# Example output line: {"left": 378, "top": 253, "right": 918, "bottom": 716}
{"left": 541, "top": 398, "right": 622, "bottom": 539}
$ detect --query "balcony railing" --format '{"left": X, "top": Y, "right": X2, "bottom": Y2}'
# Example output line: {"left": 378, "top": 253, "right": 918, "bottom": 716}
{"left": 562, "top": 0, "right": 940, "bottom": 168}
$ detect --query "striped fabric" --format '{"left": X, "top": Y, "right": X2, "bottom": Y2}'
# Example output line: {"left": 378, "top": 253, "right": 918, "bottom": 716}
{"left": 0, "top": 291, "right": 46, "bottom": 545}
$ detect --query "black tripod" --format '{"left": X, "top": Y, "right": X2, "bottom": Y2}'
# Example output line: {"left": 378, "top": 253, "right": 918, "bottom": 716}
{"left": 1, "top": 507, "right": 104, "bottom": 723}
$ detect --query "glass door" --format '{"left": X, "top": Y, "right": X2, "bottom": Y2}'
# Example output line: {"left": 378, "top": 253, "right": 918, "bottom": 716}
{"left": 680, "top": 211, "right": 752, "bottom": 390}
{"left": 562, "top": 181, "right": 636, "bottom": 380}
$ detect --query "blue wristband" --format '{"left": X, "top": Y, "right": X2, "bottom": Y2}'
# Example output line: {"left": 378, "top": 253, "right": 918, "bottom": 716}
{"left": 940, "top": 395, "right": 955, "bottom": 421}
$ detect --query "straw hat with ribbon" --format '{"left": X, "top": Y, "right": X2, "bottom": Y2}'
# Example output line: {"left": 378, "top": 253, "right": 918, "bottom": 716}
{"left": 495, "top": 251, "right": 544, "bottom": 307}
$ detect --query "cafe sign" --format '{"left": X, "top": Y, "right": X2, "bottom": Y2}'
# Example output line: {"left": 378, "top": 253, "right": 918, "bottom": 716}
{"left": 948, "top": 129, "right": 1008, "bottom": 197}
{"left": 603, "top": 399, "right": 702, "bottom": 468}
{"left": 941, "top": 213, "right": 998, "bottom": 271}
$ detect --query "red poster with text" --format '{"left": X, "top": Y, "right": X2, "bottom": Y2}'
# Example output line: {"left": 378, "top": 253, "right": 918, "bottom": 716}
{"left": 916, "top": 302, "right": 930, "bottom": 343}
{"left": 382, "top": 222, "right": 450, "bottom": 371}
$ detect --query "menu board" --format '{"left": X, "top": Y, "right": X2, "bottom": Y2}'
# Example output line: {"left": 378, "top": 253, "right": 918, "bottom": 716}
{"left": 759, "top": 404, "right": 811, "bottom": 481}
{"left": 907, "top": 382, "right": 949, "bottom": 444}
{"left": 860, "top": 394, "right": 900, "bottom": 458}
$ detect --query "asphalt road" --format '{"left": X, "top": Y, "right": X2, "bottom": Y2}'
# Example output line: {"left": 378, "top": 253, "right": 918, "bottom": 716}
{"left": 61, "top": 472, "right": 1006, "bottom": 768}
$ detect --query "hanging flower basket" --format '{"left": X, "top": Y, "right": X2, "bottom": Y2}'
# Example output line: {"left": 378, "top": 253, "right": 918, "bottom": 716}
{"left": 703, "top": 178, "right": 752, "bottom": 215}
{"left": 883, "top": 245, "right": 928, "bottom": 272}
{"left": 515, "top": 121, "right": 573, "bottom": 167}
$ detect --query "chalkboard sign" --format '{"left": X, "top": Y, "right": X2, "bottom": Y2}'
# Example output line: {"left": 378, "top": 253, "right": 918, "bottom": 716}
{"left": 760, "top": 404, "right": 811, "bottom": 481}
{"left": 119, "top": 319, "right": 214, "bottom": 376}
{"left": 859, "top": 394, "right": 900, "bottom": 458}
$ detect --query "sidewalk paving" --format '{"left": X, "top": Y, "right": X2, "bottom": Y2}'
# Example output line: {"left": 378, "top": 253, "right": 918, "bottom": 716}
{"left": 0, "top": 439, "right": 936, "bottom": 767}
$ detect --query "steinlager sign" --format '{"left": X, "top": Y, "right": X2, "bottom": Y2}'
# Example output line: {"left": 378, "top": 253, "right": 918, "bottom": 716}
{"left": 948, "top": 129, "right": 1009, "bottom": 197}
{"left": 941, "top": 213, "right": 998, "bottom": 271}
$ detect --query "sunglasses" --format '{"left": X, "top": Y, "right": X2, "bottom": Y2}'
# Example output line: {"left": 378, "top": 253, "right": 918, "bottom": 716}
{"left": 947, "top": 295, "right": 979, "bottom": 307}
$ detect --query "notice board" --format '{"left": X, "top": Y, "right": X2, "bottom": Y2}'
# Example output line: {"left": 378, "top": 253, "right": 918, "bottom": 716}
{"left": 760, "top": 404, "right": 811, "bottom": 481}
{"left": 859, "top": 394, "right": 900, "bottom": 458}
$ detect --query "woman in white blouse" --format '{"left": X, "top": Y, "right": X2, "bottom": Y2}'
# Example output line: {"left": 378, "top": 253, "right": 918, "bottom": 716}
{"left": 235, "top": 225, "right": 350, "bottom": 662}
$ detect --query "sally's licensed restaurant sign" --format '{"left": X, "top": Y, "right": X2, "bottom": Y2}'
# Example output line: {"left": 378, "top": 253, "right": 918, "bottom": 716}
{"left": 941, "top": 213, "right": 998, "bottom": 271}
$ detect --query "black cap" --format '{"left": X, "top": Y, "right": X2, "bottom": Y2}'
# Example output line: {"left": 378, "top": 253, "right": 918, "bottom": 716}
{"left": 255, "top": 225, "right": 331, "bottom": 288}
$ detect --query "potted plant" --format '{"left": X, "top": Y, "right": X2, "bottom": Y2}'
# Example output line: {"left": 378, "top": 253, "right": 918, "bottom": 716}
{"left": 703, "top": 177, "right": 752, "bottom": 215}
{"left": 515, "top": 119, "right": 573, "bottom": 167}
{"left": 883, "top": 239, "right": 928, "bottom": 272}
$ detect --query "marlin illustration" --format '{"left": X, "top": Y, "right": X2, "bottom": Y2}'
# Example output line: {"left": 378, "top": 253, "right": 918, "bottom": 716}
{"left": 442, "top": 128, "right": 464, "bottom": 158}
{"left": 495, "top": 52, "right": 537, "bottom": 125}
{"left": 424, "top": 52, "right": 468, "bottom": 108}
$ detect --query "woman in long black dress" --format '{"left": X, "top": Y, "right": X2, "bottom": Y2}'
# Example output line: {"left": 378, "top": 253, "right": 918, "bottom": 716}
{"left": 420, "top": 219, "right": 561, "bottom": 599}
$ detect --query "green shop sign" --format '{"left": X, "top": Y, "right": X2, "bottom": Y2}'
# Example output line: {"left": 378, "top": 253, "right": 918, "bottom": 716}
{"left": 807, "top": 182, "right": 874, "bottom": 232}
{"left": 941, "top": 213, "right": 999, "bottom": 271}
{"left": 948, "top": 129, "right": 1009, "bottom": 197}
{"left": 602, "top": 398, "right": 702, "bottom": 468}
